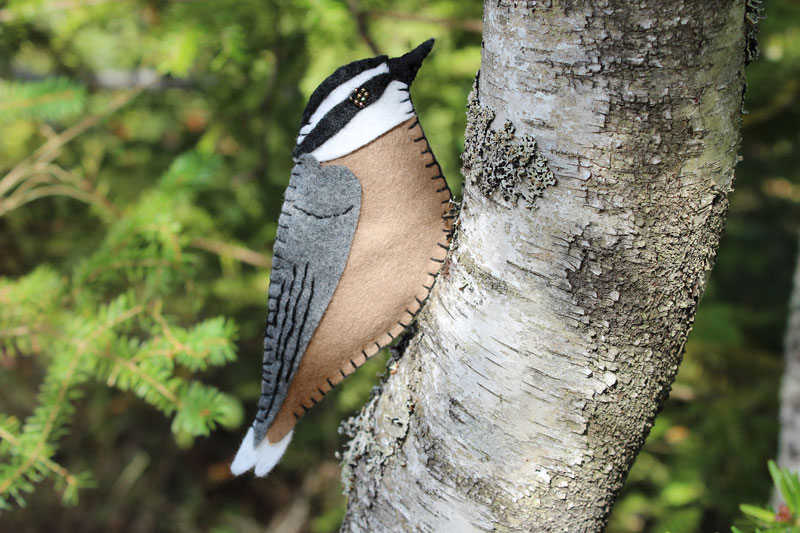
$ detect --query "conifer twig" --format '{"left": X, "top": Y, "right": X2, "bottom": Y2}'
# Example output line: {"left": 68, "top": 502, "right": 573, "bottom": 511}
{"left": 104, "top": 352, "right": 181, "bottom": 405}
{"left": 0, "top": 425, "right": 78, "bottom": 491}
{"left": 0, "top": 304, "right": 146, "bottom": 501}
{"left": 0, "top": 84, "right": 149, "bottom": 198}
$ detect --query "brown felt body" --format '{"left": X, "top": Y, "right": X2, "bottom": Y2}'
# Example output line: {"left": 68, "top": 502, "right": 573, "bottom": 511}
{"left": 266, "top": 118, "right": 452, "bottom": 442}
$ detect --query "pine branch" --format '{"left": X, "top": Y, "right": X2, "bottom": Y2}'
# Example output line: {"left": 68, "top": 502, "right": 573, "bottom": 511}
{"left": 0, "top": 92, "right": 243, "bottom": 510}
{"left": 0, "top": 78, "right": 87, "bottom": 123}
{"left": 101, "top": 349, "right": 181, "bottom": 407}
{"left": 0, "top": 299, "right": 146, "bottom": 508}
{"left": 150, "top": 307, "right": 237, "bottom": 370}
{"left": 0, "top": 267, "right": 65, "bottom": 355}
{"left": 0, "top": 83, "right": 151, "bottom": 199}
{"left": 0, "top": 417, "right": 80, "bottom": 506}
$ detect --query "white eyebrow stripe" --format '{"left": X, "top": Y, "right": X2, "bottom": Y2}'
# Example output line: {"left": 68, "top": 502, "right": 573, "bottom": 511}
{"left": 297, "top": 62, "right": 389, "bottom": 143}
{"left": 310, "top": 80, "right": 413, "bottom": 162}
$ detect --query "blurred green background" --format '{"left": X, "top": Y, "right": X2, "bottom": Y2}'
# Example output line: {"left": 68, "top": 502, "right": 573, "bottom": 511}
{"left": 0, "top": 0, "right": 797, "bottom": 531}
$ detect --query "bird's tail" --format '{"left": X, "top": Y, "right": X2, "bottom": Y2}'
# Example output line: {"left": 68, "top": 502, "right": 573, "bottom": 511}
{"left": 230, "top": 427, "right": 293, "bottom": 477}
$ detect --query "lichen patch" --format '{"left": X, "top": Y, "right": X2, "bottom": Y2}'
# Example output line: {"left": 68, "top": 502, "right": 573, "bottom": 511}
{"left": 462, "top": 77, "right": 556, "bottom": 208}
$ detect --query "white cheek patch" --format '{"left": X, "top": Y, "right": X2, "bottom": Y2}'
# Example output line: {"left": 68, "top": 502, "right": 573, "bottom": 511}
{"left": 310, "top": 80, "right": 414, "bottom": 162}
{"left": 296, "top": 63, "right": 389, "bottom": 145}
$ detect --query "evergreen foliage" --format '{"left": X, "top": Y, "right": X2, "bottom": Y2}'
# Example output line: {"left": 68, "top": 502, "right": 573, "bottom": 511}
{"left": 0, "top": 147, "right": 242, "bottom": 509}
{"left": 0, "top": 78, "right": 87, "bottom": 122}
{"left": 0, "top": 1, "right": 481, "bottom": 526}
{"left": 0, "top": 0, "right": 797, "bottom": 530}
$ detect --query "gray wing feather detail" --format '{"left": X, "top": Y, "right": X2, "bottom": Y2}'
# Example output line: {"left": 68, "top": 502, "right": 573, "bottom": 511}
{"left": 252, "top": 154, "right": 361, "bottom": 442}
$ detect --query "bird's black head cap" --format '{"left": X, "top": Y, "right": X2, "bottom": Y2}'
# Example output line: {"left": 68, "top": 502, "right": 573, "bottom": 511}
{"left": 388, "top": 38, "right": 434, "bottom": 84}
{"left": 294, "top": 39, "right": 435, "bottom": 158}
{"left": 299, "top": 39, "right": 435, "bottom": 130}
{"left": 299, "top": 54, "right": 388, "bottom": 128}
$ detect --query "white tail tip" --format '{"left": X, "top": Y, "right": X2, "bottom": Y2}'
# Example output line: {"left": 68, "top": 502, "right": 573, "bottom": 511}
{"left": 231, "top": 427, "right": 293, "bottom": 477}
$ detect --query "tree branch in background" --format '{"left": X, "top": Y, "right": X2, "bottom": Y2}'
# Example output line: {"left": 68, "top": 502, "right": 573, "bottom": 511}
{"left": 0, "top": 303, "right": 146, "bottom": 506}
{"left": 11, "top": 68, "right": 195, "bottom": 91}
{"left": 346, "top": 0, "right": 381, "bottom": 55}
{"left": 0, "top": 423, "right": 79, "bottom": 496}
{"left": 190, "top": 237, "right": 272, "bottom": 269}
{"left": 0, "top": 79, "right": 271, "bottom": 272}
{"left": 369, "top": 10, "right": 483, "bottom": 33}
{"left": 0, "top": 85, "right": 148, "bottom": 199}
{"left": 0, "top": 163, "right": 118, "bottom": 218}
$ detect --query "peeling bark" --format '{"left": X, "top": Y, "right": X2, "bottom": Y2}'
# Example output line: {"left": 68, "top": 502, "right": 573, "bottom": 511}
{"left": 341, "top": 1, "right": 747, "bottom": 531}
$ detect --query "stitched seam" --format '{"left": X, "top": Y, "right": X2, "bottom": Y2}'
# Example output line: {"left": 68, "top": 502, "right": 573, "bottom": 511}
{"left": 293, "top": 203, "right": 355, "bottom": 220}
{"left": 295, "top": 115, "right": 455, "bottom": 419}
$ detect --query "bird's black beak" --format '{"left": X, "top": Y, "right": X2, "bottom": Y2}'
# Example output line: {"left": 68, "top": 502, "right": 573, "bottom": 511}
{"left": 388, "top": 39, "right": 435, "bottom": 85}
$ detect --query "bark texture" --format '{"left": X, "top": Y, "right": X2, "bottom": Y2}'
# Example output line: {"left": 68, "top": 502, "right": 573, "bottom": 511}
{"left": 341, "top": 1, "right": 747, "bottom": 531}
{"left": 779, "top": 238, "right": 800, "bottom": 473}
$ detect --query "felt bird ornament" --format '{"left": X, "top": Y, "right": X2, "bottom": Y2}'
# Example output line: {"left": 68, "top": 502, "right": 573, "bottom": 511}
{"left": 231, "top": 39, "right": 452, "bottom": 477}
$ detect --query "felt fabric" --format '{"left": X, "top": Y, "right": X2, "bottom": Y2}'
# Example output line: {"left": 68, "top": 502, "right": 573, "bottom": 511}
{"left": 252, "top": 154, "right": 361, "bottom": 444}
{"left": 297, "top": 62, "right": 389, "bottom": 145}
{"left": 265, "top": 117, "right": 452, "bottom": 443}
{"left": 235, "top": 40, "right": 451, "bottom": 476}
{"left": 295, "top": 40, "right": 435, "bottom": 163}
{"left": 295, "top": 73, "right": 395, "bottom": 157}
{"left": 309, "top": 80, "right": 414, "bottom": 163}
{"left": 387, "top": 39, "right": 434, "bottom": 84}
{"left": 231, "top": 428, "right": 293, "bottom": 477}
{"left": 300, "top": 56, "right": 387, "bottom": 128}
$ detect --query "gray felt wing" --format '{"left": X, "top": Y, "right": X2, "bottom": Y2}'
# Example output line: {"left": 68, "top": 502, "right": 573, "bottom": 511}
{"left": 252, "top": 154, "right": 361, "bottom": 443}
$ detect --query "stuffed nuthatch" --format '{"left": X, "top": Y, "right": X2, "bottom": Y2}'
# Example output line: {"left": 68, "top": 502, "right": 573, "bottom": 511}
{"left": 232, "top": 39, "right": 452, "bottom": 477}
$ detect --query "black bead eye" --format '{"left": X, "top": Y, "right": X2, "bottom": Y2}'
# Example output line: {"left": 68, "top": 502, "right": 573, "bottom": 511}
{"left": 349, "top": 87, "right": 370, "bottom": 108}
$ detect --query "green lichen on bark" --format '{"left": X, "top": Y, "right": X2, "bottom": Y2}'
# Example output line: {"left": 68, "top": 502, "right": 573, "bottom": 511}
{"left": 338, "top": 392, "right": 384, "bottom": 497}
{"left": 462, "top": 77, "right": 556, "bottom": 208}
{"left": 339, "top": 329, "right": 417, "bottom": 497}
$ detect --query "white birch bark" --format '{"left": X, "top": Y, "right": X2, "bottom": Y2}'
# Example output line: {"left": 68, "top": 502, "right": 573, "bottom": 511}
{"left": 341, "top": 1, "right": 748, "bottom": 531}
{"left": 779, "top": 238, "right": 800, "bottom": 474}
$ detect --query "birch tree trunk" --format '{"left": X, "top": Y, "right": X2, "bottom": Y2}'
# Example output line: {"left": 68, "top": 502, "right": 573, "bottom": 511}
{"left": 779, "top": 238, "right": 800, "bottom": 474}
{"left": 341, "top": 1, "right": 747, "bottom": 530}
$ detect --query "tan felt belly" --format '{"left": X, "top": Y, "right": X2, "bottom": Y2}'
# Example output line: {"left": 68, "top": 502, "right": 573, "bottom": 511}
{"left": 266, "top": 118, "right": 452, "bottom": 442}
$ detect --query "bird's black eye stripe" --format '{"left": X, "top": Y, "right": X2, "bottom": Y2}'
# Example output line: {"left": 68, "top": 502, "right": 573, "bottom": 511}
{"left": 349, "top": 87, "right": 370, "bottom": 108}
{"left": 300, "top": 55, "right": 387, "bottom": 127}
{"left": 294, "top": 73, "right": 392, "bottom": 157}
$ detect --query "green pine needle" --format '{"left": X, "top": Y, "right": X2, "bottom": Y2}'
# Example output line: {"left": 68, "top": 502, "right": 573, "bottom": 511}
{"left": 0, "top": 158, "right": 242, "bottom": 510}
{"left": 0, "top": 78, "right": 87, "bottom": 122}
